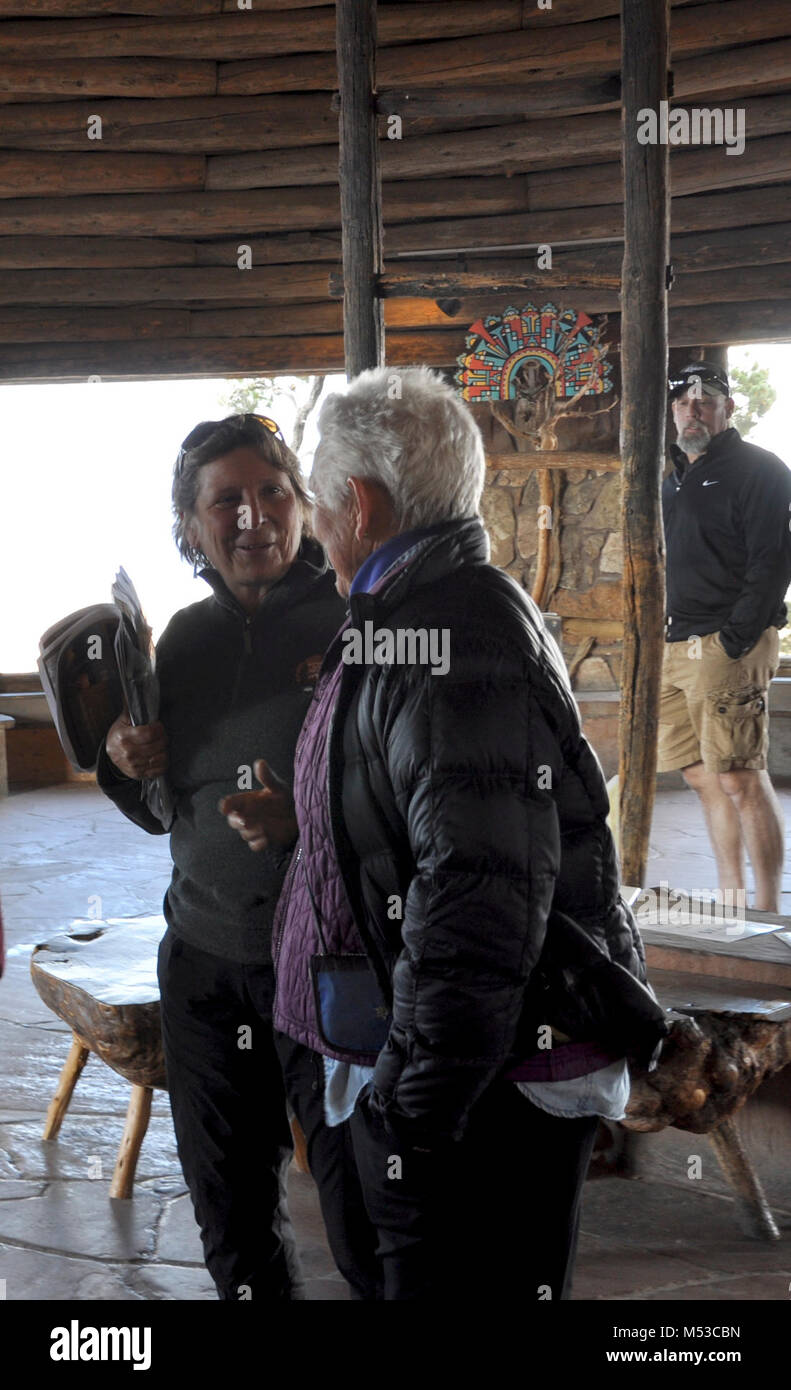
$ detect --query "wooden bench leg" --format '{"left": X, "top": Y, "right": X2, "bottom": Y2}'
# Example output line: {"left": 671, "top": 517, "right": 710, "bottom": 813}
{"left": 708, "top": 1115, "right": 780, "bottom": 1241}
{"left": 43, "top": 1034, "right": 91, "bottom": 1140}
{"left": 290, "top": 1114, "right": 310, "bottom": 1175}
{"left": 110, "top": 1085, "right": 152, "bottom": 1200}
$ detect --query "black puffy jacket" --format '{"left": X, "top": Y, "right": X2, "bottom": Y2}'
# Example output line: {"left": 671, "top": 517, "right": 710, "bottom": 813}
{"left": 327, "top": 517, "right": 649, "bottom": 1144}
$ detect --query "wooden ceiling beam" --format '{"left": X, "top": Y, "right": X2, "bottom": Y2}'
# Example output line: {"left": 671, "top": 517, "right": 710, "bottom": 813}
{"left": 378, "top": 225, "right": 791, "bottom": 292}
{"left": 0, "top": 303, "right": 337, "bottom": 342}
{"left": 0, "top": 177, "right": 529, "bottom": 236}
{"left": 382, "top": 259, "right": 791, "bottom": 322}
{"left": 3, "top": 294, "right": 791, "bottom": 382}
{"left": 0, "top": 198, "right": 787, "bottom": 303}
{"left": 1, "top": 207, "right": 790, "bottom": 278}
{"left": 0, "top": 2, "right": 326, "bottom": 13}
{"left": 3, "top": 258, "right": 791, "bottom": 328}
{"left": 0, "top": 0, "right": 718, "bottom": 18}
{"left": 207, "top": 96, "right": 791, "bottom": 190}
{"left": 668, "top": 298, "right": 791, "bottom": 345}
{"left": 208, "top": 114, "right": 621, "bottom": 189}
{"left": 0, "top": 306, "right": 193, "bottom": 340}
{"left": 371, "top": 0, "right": 789, "bottom": 86}
{"left": 0, "top": 265, "right": 332, "bottom": 306}
{"left": 0, "top": 4, "right": 521, "bottom": 60}
{"left": 674, "top": 37, "right": 791, "bottom": 103}
{"left": 377, "top": 39, "right": 791, "bottom": 117}
{"left": 385, "top": 183, "right": 791, "bottom": 256}
{"left": 1, "top": 178, "right": 788, "bottom": 252}
{"left": 3, "top": 99, "right": 785, "bottom": 200}
{"left": 0, "top": 94, "right": 339, "bottom": 153}
{"left": 0, "top": 332, "right": 456, "bottom": 382}
{"left": 338, "top": 262, "right": 623, "bottom": 299}
{"left": 218, "top": 0, "right": 791, "bottom": 93}
{"left": 5, "top": 283, "right": 791, "bottom": 356}
{"left": 0, "top": 151, "right": 206, "bottom": 198}
{"left": 530, "top": 133, "right": 791, "bottom": 211}
{"left": 0, "top": 232, "right": 341, "bottom": 269}
{"left": 1, "top": 4, "right": 783, "bottom": 100}
{"left": 375, "top": 78, "right": 622, "bottom": 121}
{"left": 1, "top": 46, "right": 785, "bottom": 153}
{"left": 0, "top": 59, "right": 216, "bottom": 102}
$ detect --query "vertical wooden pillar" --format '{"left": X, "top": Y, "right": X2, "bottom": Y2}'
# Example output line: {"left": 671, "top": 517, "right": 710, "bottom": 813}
{"left": 336, "top": 0, "right": 385, "bottom": 378}
{"left": 618, "top": 0, "right": 670, "bottom": 885}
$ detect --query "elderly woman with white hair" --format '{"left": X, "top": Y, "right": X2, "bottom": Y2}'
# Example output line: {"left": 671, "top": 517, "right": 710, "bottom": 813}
{"left": 235, "top": 367, "right": 666, "bottom": 1302}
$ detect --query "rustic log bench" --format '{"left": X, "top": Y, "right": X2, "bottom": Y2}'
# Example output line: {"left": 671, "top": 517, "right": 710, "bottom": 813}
{"left": 623, "top": 970, "right": 791, "bottom": 1239}
{"left": 31, "top": 911, "right": 791, "bottom": 1225}
{"left": 619, "top": 888, "right": 791, "bottom": 1242}
{"left": 30, "top": 916, "right": 309, "bottom": 1198}
{"left": 30, "top": 918, "right": 167, "bottom": 1199}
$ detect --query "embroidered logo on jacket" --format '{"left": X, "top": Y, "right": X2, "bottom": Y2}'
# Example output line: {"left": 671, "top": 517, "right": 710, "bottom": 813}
{"left": 295, "top": 654, "right": 323, "bottom": 689}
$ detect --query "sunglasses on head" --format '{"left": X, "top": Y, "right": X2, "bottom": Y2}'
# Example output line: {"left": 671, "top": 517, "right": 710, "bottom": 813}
{"left": 667, "top": 371, "right": 729, "bottom": 401}
{"left": 175, "top": 412, "right": 285, "bottom": 475}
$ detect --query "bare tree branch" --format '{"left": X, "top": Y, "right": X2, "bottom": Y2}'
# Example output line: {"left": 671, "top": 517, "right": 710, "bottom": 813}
{"left": 290, "top": 375, "right": 324, "bottom": 454}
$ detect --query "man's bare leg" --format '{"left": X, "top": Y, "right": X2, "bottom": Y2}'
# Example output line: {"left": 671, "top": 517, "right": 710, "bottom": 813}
{"left": 681, "top": 761, "right": 746, "bottom": 892}
{"left": 718, "top": 768, "right": 785, "bottom": 913}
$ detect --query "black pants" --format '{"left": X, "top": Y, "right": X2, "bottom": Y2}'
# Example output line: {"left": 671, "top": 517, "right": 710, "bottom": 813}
{"left": 350, "top": 1080, "right": 599, "bottom": 1301}
{"left": 277, "top": 1032, "right": 597, "bottom": 1302}
{"left": 274, "top": 1033, "right": 382, "bottom": 1300}
{"left": 158, "top": 929, "right": 303, "bottom": 1301}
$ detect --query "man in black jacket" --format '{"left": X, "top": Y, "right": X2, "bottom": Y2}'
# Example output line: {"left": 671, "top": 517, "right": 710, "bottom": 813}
{"left": 659, "top": 361, "right": 791, "bottom": 910}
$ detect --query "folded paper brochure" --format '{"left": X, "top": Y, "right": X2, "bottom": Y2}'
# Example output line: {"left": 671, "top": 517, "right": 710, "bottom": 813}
{"left": 38, "top": 569, "right": 174, "bottom": 829}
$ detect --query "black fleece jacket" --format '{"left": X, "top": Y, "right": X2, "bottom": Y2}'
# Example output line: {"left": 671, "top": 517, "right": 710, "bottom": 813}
{"left": 97, "top": 539, "right": 346, "bottom": 963}
{"left": 662, "top": 427, "right": 791, "bottom": 658}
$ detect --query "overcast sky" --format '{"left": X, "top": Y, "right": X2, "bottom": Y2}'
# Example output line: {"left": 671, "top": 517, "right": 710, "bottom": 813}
{"left": 1, "top": 346, "right": 789, "bottom": 673}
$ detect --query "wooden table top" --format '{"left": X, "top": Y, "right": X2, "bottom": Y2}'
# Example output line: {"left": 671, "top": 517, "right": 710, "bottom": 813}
{"left": 31, "top": 915, "right": 166, "bottom": 1008}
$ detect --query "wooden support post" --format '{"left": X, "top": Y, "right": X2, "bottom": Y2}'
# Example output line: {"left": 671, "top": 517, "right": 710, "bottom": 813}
{"left": 531, "top": 470, "right": 555, "bottom": 609}
{"left": 43, "top": 1034, "right": 90, "bottom": 1140}
{"left": 618, "top": 0, "right": 670, "bottom": 885}
{"left": 336, "top": 0, "right": 384, "bottom": 377}
{"left": 110, "top": 1084, "right": 153, "bottom": 1200}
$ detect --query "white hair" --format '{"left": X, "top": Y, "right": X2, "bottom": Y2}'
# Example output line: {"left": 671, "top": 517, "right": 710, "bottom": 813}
{"left": 310, "top": 365, "right": 486, "bottom": 530}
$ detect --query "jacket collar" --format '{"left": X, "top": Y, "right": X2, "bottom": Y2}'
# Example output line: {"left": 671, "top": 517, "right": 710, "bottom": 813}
{"left": 350, "top": 520, "right": 456, "bottom": 596}
{"left": 198, "top": 534, "right": 331, "bottom": 621}
{"left": 348, "top": 516, "right": 490, "bottom": 626}
{"left": 670, "top": 425, "right": 740, "bottom": 480}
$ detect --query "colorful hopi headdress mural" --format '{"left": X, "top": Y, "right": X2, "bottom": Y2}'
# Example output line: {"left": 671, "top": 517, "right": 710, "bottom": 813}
{"left": 455, "top": 303, "right": 614, "bottom": 402}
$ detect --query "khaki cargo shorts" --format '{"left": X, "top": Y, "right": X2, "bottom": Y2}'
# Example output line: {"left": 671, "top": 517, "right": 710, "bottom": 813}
{"left": 657, "top": 627, "right": 779, "bottom": 774}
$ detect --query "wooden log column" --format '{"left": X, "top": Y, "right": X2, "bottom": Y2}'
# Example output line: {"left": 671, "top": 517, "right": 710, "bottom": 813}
{"left": 336, "top": 0, "right": 384, "bottom": 377}
{"left": 618, "top": 0, "right": 670, "bottom": 885}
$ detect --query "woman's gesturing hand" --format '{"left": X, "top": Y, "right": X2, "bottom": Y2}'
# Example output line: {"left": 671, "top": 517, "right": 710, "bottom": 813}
{"left": 219, "top": 759, "right": 298, "bottom": 852}
{"left": 105, "top": 711, "right": 169, "bottom": 781}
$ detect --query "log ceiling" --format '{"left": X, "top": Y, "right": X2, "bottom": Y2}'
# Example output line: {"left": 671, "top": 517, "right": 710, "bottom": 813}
{"left": 0, "top": 0, "right": 789, "bottom": 381}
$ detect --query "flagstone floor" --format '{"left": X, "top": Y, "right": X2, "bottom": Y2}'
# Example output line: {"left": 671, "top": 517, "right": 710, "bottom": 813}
{"left": 0, "top": 779, "right": 790, "bottom": 1302}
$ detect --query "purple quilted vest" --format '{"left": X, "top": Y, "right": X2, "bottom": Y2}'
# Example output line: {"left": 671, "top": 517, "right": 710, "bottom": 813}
{"left": 272, "top": 639, "right": 371, "bottom": 1062}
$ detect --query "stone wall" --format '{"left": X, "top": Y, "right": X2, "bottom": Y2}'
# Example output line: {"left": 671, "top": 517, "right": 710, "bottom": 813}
{"left": 472, "top": 398, "right": 624, "bottom": 694}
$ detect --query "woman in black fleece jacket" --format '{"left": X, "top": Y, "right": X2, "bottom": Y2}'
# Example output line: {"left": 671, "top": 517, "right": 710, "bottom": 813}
{"left": 97, "top": 413, "right": 345, "bottom": 1300}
